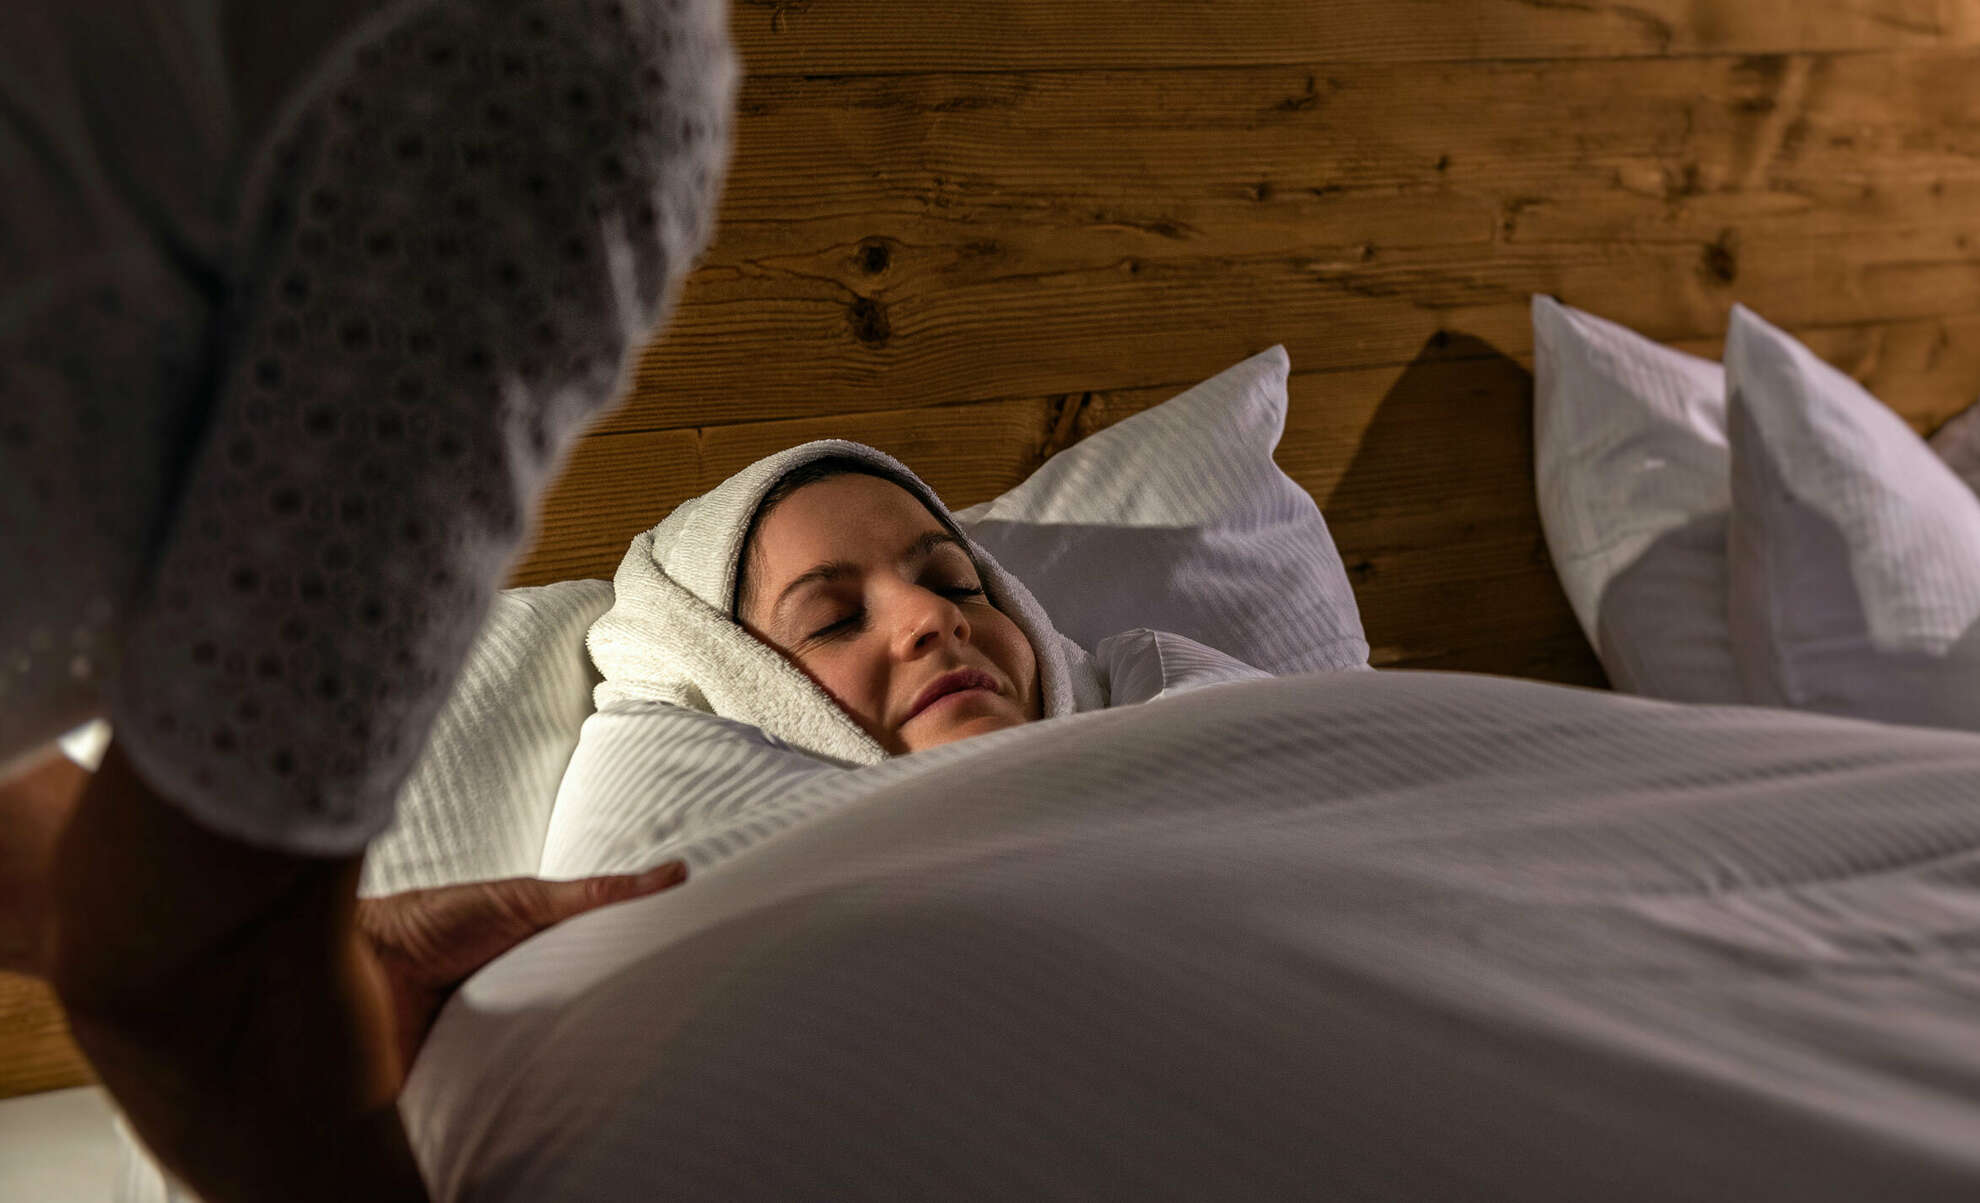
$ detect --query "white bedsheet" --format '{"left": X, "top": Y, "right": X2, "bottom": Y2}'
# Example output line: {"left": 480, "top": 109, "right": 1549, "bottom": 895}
{"left": 405, "top": 667, "right": 1980, "bottom": 1201}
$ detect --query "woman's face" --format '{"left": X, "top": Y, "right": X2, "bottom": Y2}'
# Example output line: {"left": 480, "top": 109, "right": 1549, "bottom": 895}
{"left": 738, "top": 474, "right": 1042, "bottom": 754}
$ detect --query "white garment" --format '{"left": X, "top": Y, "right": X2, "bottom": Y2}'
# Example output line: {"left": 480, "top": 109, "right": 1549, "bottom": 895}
{"left": 0, "top": 0, "right": 739, "bottom": 854}
{"left": 586, "top": 440, "right": 1109, "bottom": 768}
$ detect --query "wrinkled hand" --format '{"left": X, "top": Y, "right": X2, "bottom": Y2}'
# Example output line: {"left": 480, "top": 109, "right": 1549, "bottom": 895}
{"left": 356, "top": 861, "right": 689, "bottom": 1075}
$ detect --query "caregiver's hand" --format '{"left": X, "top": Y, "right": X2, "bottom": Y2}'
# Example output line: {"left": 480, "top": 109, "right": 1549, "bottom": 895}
{"left": 358, "top": 861, "right": 690, "bottom": 1072}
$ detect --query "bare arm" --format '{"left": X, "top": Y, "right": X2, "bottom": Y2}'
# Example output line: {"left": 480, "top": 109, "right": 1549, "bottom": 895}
{"left": 49, "top": 739, "right": 429, "bottom": 1203}
{"left": 0, "top": 745, "right": 87, "bottom": 976}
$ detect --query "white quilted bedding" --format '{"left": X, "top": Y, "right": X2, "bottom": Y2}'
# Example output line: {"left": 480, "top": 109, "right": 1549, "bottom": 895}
{"left": 404, "top": 666, "right": 1980, "bottom": 1201}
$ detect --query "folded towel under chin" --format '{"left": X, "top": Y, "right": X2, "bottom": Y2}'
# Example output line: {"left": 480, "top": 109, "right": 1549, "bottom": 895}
{"left": 585, "top": 439, "right": 1108, "bottom": 767}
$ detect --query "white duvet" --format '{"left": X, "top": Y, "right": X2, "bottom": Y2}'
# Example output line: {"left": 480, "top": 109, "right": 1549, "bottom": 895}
{"left": 402, "top": 655, "right": 1980, "bottom": 1201}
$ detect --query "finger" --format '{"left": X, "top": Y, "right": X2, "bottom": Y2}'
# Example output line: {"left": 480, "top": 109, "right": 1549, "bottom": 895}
{"left": 538, "top": 860, "right": 689, "bottom": 926}
{"left": 632, "top": 860, "right": 690, "bottom": 891}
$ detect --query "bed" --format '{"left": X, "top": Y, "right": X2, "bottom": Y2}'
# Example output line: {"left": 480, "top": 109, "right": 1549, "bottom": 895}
{"left": 9, "top": 0, "right": 1980, "bottom": 1196}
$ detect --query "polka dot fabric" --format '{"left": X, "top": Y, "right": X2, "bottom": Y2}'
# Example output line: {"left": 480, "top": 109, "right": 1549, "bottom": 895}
{"left": 0, "top": 244, "right": 218, "bottom": 776}
{"left": 0, "top": 0, "right": 241, "bottom": 779}
{"left": 76, "top": 0, "right": 732, "bottom": 853}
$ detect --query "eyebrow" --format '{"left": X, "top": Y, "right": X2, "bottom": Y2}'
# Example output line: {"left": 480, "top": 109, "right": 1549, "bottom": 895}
{"left": 770, "top": 530, "right": 971, "bottom": 626}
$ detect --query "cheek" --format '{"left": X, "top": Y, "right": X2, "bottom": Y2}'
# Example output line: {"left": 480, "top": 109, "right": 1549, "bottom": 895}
{"left": 812, "top": 656, "right": 877, "bottom": 711}
{"left": 1014, "top": 624, "right": 1043, "bottom": 718}
{"left": 786, "top": 649, "right": 874, "bottom": 718}
{"left": 985, "top": 610, "right": 1037, "bottom": 685}
{"left": 797, "top": 651, "right": 904, "bottom": 748}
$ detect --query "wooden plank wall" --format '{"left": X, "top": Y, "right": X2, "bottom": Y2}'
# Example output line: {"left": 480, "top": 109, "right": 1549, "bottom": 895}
{"left": 12, "top": 0, "right": 1980, "bottom": 1101}
{"left": 507, "top": 0, "right": 1980, "bottom": 688}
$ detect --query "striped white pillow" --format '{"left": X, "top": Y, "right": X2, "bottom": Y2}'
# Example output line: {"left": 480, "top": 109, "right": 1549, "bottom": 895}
{"left": 1932, "top": 399, "right": 1980, "bottom": 497}
{"left": 352, "top": 579, "right": 616, "bottom": 895}
{"left": 1532, "top": 295, "right": 1980, "bottom": 711}
{"left": 953, "top": 346, "right": 1368, "bottom": 675}
{"left": 1531, "top": 294, "right": 1742, "bottom": 703}
{"left": 1726, "top": 304, "right": 1980, "bottom": 731}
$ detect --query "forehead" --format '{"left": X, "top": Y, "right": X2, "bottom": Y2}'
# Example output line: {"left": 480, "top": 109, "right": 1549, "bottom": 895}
{"left": 753, "top": 473, "right": 948, "bottom": 568}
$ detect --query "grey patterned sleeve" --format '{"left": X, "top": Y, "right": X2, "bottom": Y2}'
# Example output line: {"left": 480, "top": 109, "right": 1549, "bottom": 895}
{"left": 106, "top": 0, "right": 739, "bottom": 854}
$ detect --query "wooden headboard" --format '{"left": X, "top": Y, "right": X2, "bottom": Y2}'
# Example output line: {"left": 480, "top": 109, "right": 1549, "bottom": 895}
{"left": 8, "top": 0, "right": 1979, "bottom": 1099}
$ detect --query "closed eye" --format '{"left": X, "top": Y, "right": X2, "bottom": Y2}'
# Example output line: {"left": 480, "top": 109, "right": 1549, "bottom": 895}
{"left": 811, "top": 586, "right": 985, "bottom": 640}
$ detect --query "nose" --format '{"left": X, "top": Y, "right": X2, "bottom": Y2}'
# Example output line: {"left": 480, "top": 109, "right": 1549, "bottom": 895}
{"left": 894, "top": 583, "right": 971, "bottom": 658}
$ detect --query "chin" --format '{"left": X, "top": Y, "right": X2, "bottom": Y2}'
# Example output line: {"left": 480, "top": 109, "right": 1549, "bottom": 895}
{"left": 901, "top": 712, "right": 1029, "bottom": 753}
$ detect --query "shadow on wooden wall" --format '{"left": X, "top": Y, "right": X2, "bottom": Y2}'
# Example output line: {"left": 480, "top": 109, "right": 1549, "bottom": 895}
{"left": 1324, "top": 331, "right": 1607, "bottom": 688}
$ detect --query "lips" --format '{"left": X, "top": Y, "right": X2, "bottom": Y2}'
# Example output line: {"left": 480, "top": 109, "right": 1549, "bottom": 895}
{"left": 907, "top": 668, "right": 1000, "bottom": 722}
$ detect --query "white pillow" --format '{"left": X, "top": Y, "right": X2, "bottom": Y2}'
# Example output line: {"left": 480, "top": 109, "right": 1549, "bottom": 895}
{"left": 953, "top": 345, "right": 1368, "bottom": 675}
{"left": 1530, "top": 295, "right": 1742, "bottom": 702}
{"left": 1533, "top": 296, "right": 1980, "bottom": 710}
{"left": 1932, "top": 398, "right": 1980, "bottom": 497}
{"left": 1089, "top": 627, "right": 1274, "bottom": 708}
{"left": 354, "top": 579, "right": 615, "bottom": 895}
{"left": 1725, "top": 303, "right": 1980, "bottom": 731}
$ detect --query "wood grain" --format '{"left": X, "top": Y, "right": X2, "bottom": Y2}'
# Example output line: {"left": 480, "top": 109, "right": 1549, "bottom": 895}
{"left": 0, "top": 973, "right": 92, "bottom": 1099}
{"left": 602, "top": 48, "right": 1980, "bottom": 434}
{"left": 726, "top": 1, "right": 1979, "bottom": 73}
{"left": 508, "top": 28, "right": 1980, "bottom": 693}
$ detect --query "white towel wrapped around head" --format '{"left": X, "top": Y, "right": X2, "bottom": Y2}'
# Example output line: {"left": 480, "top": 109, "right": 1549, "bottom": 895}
{"left": 586, "top": 440, "right": 1108, "bottom": 766}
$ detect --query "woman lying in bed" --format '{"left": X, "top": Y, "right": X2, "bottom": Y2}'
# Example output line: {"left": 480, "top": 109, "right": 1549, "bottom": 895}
{"left": 407, "top": 445, "right": 1980, "bottom": 1200}
{"left": 581, "top": 438, "right": 1268, "bottom": 775}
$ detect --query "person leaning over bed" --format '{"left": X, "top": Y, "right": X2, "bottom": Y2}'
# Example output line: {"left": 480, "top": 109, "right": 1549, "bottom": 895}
{"left": 0, "top": 1, "right": 737, "bottom": 1199}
